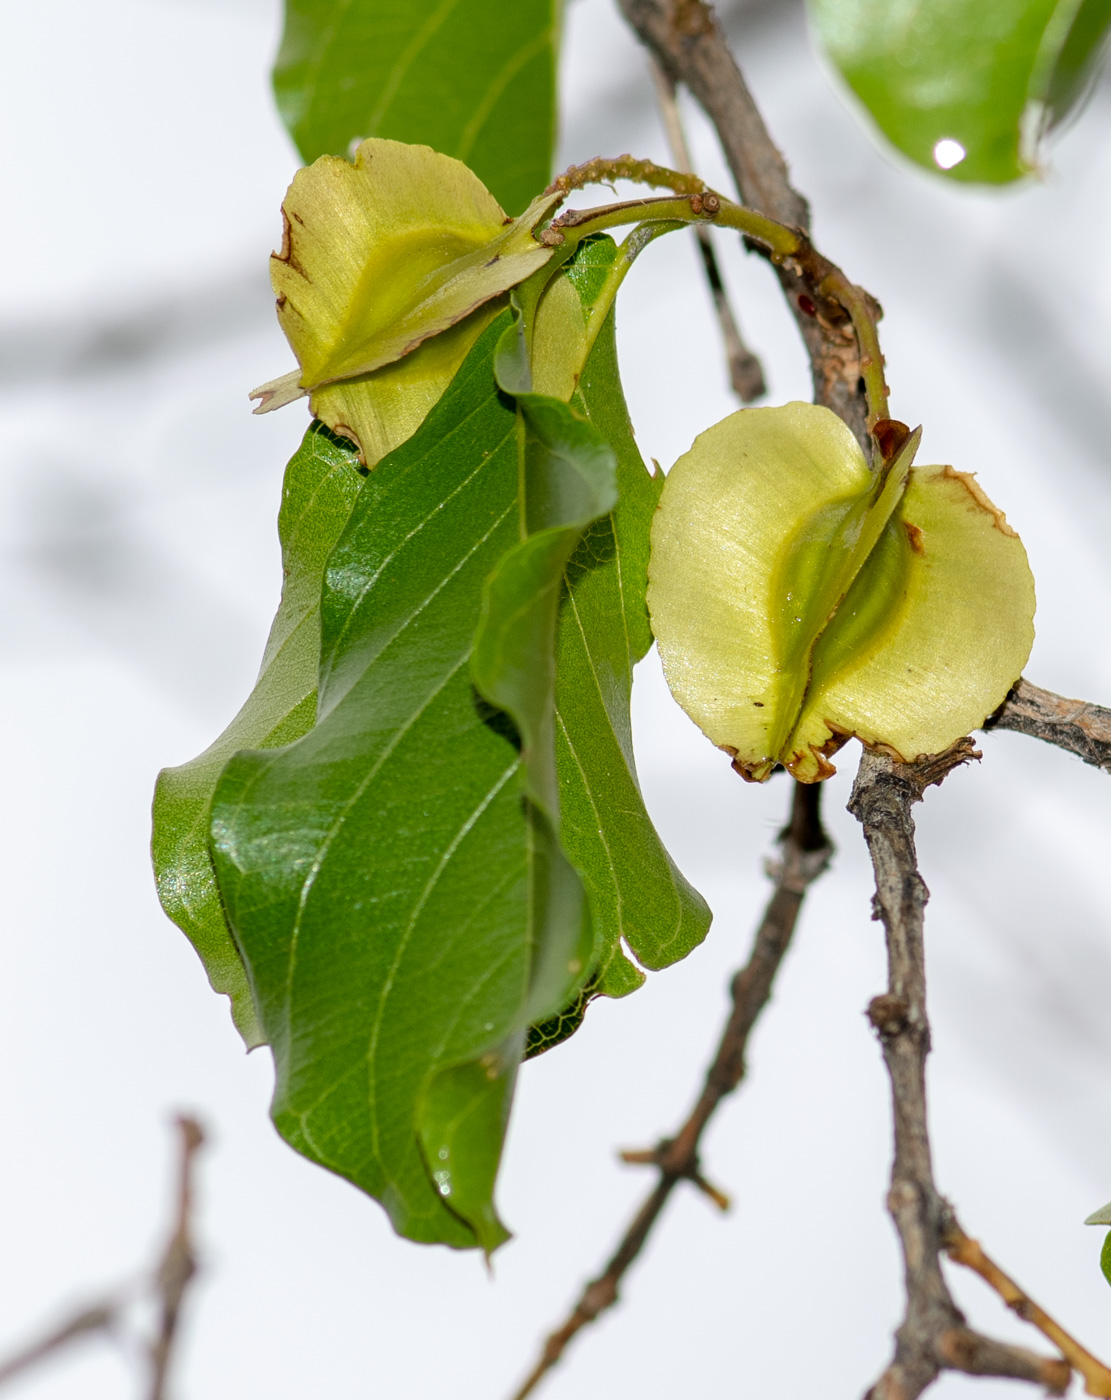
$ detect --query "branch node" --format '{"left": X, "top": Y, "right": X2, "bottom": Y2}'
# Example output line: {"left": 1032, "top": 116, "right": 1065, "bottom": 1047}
{"left": 867, "top": 993, "right": 911, "bottom": 1039}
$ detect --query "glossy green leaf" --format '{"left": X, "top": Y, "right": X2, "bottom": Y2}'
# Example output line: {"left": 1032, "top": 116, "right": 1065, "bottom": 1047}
{"left": 547, "top": 251, "right": 712, "bottom": 1007}
{"left": 151, "top": 423, "right": 364, "bottom": 1047}
{"left": 500, "top": 233, "right": 712, "bottom": 1035}
{"left": 648, "top": 402, "right": 1035, "bottom": 782}
{"left": 808, "top": 0, "right": 1111, "bottom": 183}
{"left": 274, "top": 0, "right": 560, "bottom": 216}
{"left": 416, "top": 1035, "right": 522, "bottom": 1254}
{"left": 202, "top": 232, "right": 710, "bottom": 1243}
{"left": 209, "top": 310, "right": 622, "bottom": 1247}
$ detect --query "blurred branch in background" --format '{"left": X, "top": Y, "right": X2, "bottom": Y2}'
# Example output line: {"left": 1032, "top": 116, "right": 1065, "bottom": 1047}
{"left": 0, "top": 1116, "right": 206, "bottom": 1399}
{"left": 617, "top": 0, "right": 873, "bottom": 448}
{"left": 509, "top": 783, "right": 831, "bottom": 1399}
{"left": 0, "top": 270, "right": 269, "bottom": 386}
{"left": 648, "top": 56, "right": 765, "bottom": 401}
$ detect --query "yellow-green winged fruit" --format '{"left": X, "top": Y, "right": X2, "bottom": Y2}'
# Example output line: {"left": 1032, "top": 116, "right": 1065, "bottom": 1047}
{"left": 647, "top": 402, "right": 1035, "bottom": 781}
{"left": 250, "top": 138, "right": 559, "bottom": 465}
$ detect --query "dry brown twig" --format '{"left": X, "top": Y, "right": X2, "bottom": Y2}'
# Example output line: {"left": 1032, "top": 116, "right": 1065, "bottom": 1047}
{"left": 149, "top": 1115, "right": 206, "bottom": 1400}
{"left": 849, "top": 745, "right": 1088, "bottom": 1398}
{"left": 0, "top": 1115, "right": 206, "bottom": 1398}
{"left": 989, "top": 677, "right": 1111, "bottom": 773}
{"left": 509, "top": 781, "right": 832, "bottom": 1400}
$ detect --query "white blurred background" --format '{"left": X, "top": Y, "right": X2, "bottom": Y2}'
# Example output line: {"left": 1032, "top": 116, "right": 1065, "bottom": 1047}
{"left": 3, "top": 0, "right": 1111, "bottom": 1395}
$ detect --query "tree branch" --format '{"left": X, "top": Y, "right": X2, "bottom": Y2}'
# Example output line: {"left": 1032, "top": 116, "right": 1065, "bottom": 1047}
{"left": 0, "top": 1303, "right": 121, "bottom": 1389}
{"left": 148, "top": 1115, "right": 205, "bottom": 1400}
{"left": 943, "top": 1217, "right": 1111, "bottom": 1397}
{"left": 987, "top": 677, "right": 1111, "bottom": 774}
{"left": 849, "top": 744, "right": 1082, "bottom": 1399}
{"left": 0, "top": 1115, "right": 206, "bottom": 1397}
{"left": 648, "top": 56, "right": 766, "bottom": 402}
{"left": 617, "top": 0, "right": 873, "bottom": 449}
{"left": 509, "top": 781, "right": 832, "bottom": 1400}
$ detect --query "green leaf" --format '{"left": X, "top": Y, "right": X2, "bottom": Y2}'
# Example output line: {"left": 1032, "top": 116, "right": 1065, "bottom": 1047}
{"left": 417, "top": 1033, "right": 522, "bottom": 1256}
{"left": 203, "top": 237, "right": 710, "bottom": 1245}
{"left": 808, "top": 0, "right": 1111, "bottom": 183}
{"left": 151, "top": 423, "right": 364, "bottom": 1047}
{"left": 274, "top": 0, "right": 560, "bottom": 216}
{"left": 209, "top": 312, "right": 616, "bottom": 1247}
{"left": 1102, "top": 1231, "right": 1111, "bottom": 1288}
{"left": 548, "top": 281, "right": 712, "bottom": 1008}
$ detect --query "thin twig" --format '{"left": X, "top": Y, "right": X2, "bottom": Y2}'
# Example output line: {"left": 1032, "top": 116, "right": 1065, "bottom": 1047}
{"left": 617, "top": 0, "right": 873, "bottom": 450}
{"left": 509, "top": 781, "right": 832, "bottom": 1400}
{"left": 0, "top": 1116, "right": 206, "bottom": 1396}
{"left": 849, "top": 744, "right": 1074, "bottom": 1399}
{"left": 943, "top": 1215, "right": 1111, "bottom": 1397}
{"left": 649, "top": 56, "right": 765, "bottom": 402}
{"left": 987, "top": 677, "right": 1111, "bottom": 773}
{"left": 0, "top": 1302, "right": 122, "bottom": 1387}
{"left": 148, "top": 1115, "right": 206, "bottom": 1400}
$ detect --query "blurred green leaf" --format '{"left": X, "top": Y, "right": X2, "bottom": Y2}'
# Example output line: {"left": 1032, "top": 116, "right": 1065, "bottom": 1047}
{"left": 1102, "top": 1231, "right": 1111, "bottom": 1288}
{"left": 274, "top": 0, "right": 560, "bottom": 215}
{"left": 808, "top": 0, "right": 1111, "bottom": 183}
{"left": 151, "top": 424, "right": 363, "bottom": 1047}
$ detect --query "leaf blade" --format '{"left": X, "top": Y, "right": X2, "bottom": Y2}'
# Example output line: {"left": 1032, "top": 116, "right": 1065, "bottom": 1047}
{"left": 210, "top": 315, "right": 593, "bottom": 1247}
{"left": 151, "top": 423, "right": 364, "bottom": 1046}
{"left": 552, "top": 305, "right": 711, "bottom": 999}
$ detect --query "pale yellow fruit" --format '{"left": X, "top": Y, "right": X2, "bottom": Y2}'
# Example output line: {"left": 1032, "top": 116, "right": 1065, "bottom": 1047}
{"left": 272, "top": 138, "right": 557, "bottom": 389}
{"left": 250, "top": 138, "right": 560, "bottom": 464}
{"left": 647, "top": 402, "right": 1035, "bottom": 781}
